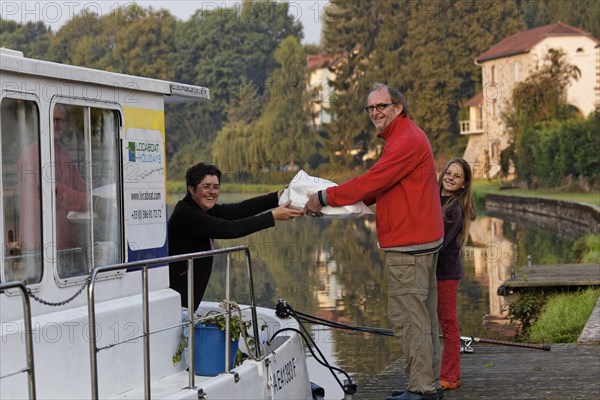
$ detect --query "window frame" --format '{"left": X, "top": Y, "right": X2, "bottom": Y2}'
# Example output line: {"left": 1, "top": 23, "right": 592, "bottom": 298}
{"left": 50, "top": 98, "right": 126, "bottom": 287}
{"left": 0, "top": 92, "right": 45, "bottom": 290}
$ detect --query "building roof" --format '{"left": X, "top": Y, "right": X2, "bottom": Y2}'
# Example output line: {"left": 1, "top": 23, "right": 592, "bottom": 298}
{"left": 465, "top": 92, "right": 483, "bottom": 107}
{"left": 475, "top": 22, "right": 599, "bottom": 63}
{"left": 306, "top": 53, "right": 344, "bottom": 70}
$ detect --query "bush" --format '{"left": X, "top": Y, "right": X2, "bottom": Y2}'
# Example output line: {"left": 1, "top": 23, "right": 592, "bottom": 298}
{"left": 573, "top": 235, "right": 600, "bottom": 264}
{"left": 508, "top": 290, "right": 546, "bottom": 334}
{"left": 472, "top": 190, "right": 486, "bottom": 212}
{"left": 506, "top": 112, "right": 599, "bottom": 188}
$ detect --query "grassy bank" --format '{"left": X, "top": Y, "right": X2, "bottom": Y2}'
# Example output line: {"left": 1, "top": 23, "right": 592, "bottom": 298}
{"left": 472, "top": 181, "right": 600, "bottom": 207}
{"left": 526, "top": 288, "right": 600, "bottom": 343}
{"left": 169, "top": 177, "right": 599, "bottom": 207}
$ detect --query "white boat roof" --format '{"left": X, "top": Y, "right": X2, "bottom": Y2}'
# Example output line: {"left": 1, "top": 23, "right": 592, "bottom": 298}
{"left": 0, "top": 48, "right": 210, "bottom": 103}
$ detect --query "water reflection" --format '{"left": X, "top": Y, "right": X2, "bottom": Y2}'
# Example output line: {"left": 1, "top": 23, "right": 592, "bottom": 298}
{"left": 167, "top": 193, "right": 576, "bottom": 399}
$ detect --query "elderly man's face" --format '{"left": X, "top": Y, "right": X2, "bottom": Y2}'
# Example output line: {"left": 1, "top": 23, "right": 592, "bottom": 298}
{"left": 366, "top": 88, "right": 403, "bottom": 132}
{"left": 53, "top": 105, "right": 69, "bottom": 138}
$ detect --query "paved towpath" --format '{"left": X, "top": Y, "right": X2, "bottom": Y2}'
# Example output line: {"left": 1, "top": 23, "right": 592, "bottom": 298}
{"left": 356, "top": 343, "right": 600, "bottom": 400}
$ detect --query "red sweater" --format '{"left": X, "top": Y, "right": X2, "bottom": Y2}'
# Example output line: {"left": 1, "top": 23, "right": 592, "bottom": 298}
{"left": 326, "top": 115, "right": 443, "bottom": 248}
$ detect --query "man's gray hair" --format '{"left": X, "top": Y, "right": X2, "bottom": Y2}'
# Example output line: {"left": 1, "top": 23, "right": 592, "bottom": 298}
{"left": 370, "top": 83, "right": 409, "bottom": 117}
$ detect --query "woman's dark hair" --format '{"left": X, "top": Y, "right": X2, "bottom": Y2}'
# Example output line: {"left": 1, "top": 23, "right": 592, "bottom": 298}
{"left": 185, "top": 163, "right": 222, "bottom": 188}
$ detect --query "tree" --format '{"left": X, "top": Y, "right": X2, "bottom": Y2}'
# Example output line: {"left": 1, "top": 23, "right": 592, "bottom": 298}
{"left": 320, "top": 0, "right": 527, "bottom": 164}
{"left": 509, "top": 49, "right": 581, "bottom": 125}
{"left": 0, "top": 20, "right": 51, "bottom": 59}
{"left": 321, "top": 0, "right": 389, "bottom": 167}
{"left": 213, "top": 80, "right": 266, "bottom": 172}
{"left": 113, "top": 8, "right": 177, "bottom": 80}
{"left": 502, "top": 48, "right": 582, "bottom": 184}
{"left": 47, "top": 8, "right": 116, "bottom": 69}
{"left": 254, "top": 36, "right": 316, "bottom": 168}
{"left": 397, "top": 0, "right": 525, "bottom": 159}
{"left": 214, "top": 37, "right": 318, "bottom": 172}
{"left": 527, "top": 0, "right": 600, "bottom": 38}
{"left": 168, "top": 0, "right": 303, "bottom": 178}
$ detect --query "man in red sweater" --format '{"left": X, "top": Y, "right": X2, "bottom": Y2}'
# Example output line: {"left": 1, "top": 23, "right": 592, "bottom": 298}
{"left": 305, "top": 83, "right": 444, "bottom": 400}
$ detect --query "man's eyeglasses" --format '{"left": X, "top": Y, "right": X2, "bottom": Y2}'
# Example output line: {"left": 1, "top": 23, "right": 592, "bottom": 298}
{"left": 364, "top": 103, "right": 394, "bottom": 113}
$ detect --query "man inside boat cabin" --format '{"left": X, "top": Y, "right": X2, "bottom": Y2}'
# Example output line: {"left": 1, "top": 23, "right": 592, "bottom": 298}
{"left": 17, "top": 103, "right": 88, "bottom": 265}
{"left": 304, "top": 83, "right": 444, "bottom": 400}
{"left": 168, "top": 162, "right": 302, "bottom": 311}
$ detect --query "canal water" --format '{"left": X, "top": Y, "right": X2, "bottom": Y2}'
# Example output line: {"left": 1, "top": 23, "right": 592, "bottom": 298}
{"left": 168, "top": 193, "right": 578, "bottom": 399}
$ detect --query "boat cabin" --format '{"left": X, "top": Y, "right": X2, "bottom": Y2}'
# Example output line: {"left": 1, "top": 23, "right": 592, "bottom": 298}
{"left": 0, "top": 48, "right": 314, "bottom": 400}
{"left": 0, "top": 48, "right": 210, "bottom": 397}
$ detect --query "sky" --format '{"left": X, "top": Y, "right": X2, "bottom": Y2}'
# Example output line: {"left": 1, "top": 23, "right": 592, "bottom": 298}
{"left": 0, "top": 0, "right": 329, "bottom": 44}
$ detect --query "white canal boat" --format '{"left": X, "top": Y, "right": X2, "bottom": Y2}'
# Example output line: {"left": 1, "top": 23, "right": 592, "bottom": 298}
{"left": 0, "top": 48, "right": 319, "bottom": 399}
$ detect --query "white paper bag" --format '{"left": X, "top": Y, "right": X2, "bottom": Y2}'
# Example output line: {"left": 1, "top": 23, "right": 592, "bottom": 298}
{"left": 278, "top": 170, "right": 373, "bottom": 216}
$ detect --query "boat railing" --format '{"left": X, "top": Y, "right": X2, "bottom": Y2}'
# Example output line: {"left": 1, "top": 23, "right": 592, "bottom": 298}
{"left": 0, "top": 280, "right": 37, "bottom": 399}
{"left": 87, "top": 244, "right": 259, "bottom": 400}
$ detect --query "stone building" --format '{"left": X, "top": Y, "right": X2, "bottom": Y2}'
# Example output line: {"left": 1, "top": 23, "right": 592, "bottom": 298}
{"left": 461, "top": 22, "right": 599, "bottom": 179}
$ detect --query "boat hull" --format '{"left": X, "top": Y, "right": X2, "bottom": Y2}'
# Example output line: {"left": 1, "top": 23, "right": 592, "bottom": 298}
{"left": 1, "top": 297, "right": 313, "bottom": 399}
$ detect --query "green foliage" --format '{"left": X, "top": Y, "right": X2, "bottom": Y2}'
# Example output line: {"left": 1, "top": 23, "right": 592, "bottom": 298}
{"left": 472, "top": 180, "right": 600, "bottom": 207}
{"left": 526, "top": 288, "right": 600, "bottom": 343}
{"left": 398, "top": 1, "right": 525, "bottom": 159}
{"left": 201, "top": 311, "right": 252, "bottom": 342}
{"left": 321, "top": 0, "right": 393, "bottom": 167}
{"left": 172, "top": 334, "right": 188, "bottom": 365}
{"left": 499, "top": 144, "right": 514, "bottom": 177}
{"left": 514, "top": 125, "right": 540, "bottom": 186}
{"left": 171, "top": 311, "right": 252, "bottom": 365}
{"left": 113, "top": 9, "right": 178, "bottom": 80}
{"left": 320, "top": 0, "right": 528, "bottom": 164}
{"left": 504, "top": 227, "right": 576, "bottom": 266}
{"left": 0, "top": 20, "right": 51, "bottom": 59}
{"left": 505, "top": 113, "right": 600, "bottom": 187}
{"left": 168, "top": 1, "right": 303, "bottom": 172}
{"left": 502, "top": 49, "right": 593, "bottom": 186}
{"left": 573, "top": 235, "right": 600, "bottom": 264}
{"left": 527, "top": 0, "right": 600, "bottom": 38}
{"left": 508, "top": 291, "right": 546, "bottom": 334}
{"left": 255, "top": 36, "right": 316, "bottom": 167}
{"left": 472, "top": 191, "right": 487, "bottom": 212}
{"left": 213, "top": 36, "right": 320, "bottom": 171}
{"left": 5, "top": 0, "right": 600, "bottom": 180}
{"left": 47, "top": 6, "right": 119, "bottom": 69}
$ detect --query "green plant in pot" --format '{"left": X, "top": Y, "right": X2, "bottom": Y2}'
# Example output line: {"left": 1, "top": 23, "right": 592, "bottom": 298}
{"left": 202, "top": 310, "right": 252, "bottom": 343}
{"left": 172, "top": 309, "right": 252, "bottom": 374}
{"left": 194, "top": 310, "right": 252, "bottom": 375}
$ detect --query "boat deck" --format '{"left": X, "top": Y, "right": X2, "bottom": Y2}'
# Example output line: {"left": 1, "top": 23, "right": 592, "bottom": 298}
{"left": 356, "top": 343, "right": 600, "bottom": 399}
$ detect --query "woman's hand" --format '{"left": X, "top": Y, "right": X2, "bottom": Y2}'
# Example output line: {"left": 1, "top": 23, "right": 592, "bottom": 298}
{"left": 272, "top": 200, "right": 304, "bottom": 220}
{"left": 277, "top": 185, "right": 289, "bottom": 200}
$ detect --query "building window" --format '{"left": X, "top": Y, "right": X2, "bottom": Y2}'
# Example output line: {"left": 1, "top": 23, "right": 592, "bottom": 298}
{"left": 514, "top": 62, "right": 520, "bottom": 81}
{"left": 491, "top": 141, "right": 501, "bottom": 160}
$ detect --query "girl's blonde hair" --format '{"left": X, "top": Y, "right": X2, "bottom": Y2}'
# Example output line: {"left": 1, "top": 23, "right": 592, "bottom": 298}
{"left": 438, "top": 157, "right": 476, "bottom": 247}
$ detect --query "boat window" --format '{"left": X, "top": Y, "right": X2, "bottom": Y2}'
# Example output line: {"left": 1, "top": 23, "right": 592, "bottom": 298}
{"left": 1, "top": 98, "right": 43, "bottom": 285}
{"left": 53, "top": 103, "right": 122, "bottom": 281}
